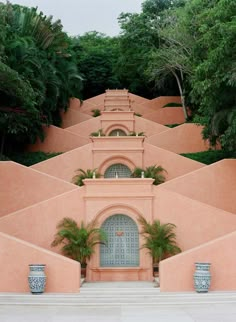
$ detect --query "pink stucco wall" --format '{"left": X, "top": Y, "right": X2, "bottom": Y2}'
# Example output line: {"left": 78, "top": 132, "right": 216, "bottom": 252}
{"left": 144, "top": 143, "right": 205, "bottom": 180}
{"left": 69, "top": 97, "right": 81, "bottom": 110}
{"left": 30, "top": 138, "right": 205, "bottom": 185}
{"left": 101, "top": 111, "right": 135, "bottom": 134}
{"left": 31, "top": 143, "right": 93, "bottom": 182}
{"left": 79, "top": 101, "right": 97, "bottom": 114}
{"left": 129, "top": 93, "right": 150, "bottom": 105}
{"left": 82, "top": 93, "right": 105, "bottom": 107}
{"left": 83, "top": 178, "right": 154, "bottom": 281}
{"left": 61, "top": 109, "right": 92, "bottom": 128}
{"left": 92, "top": 136, "right": 144, "bottom": 171}
{"left": 129, "top": 103, "right": 154, "bottom": 116}
{"left": 146, "top": 124, "right": 211, "bottom": 153}
{"left": 1, "top": 90, "right": 235, "bottom": 290}
{"left": 28, "top": 125, "right": 89, "bottom": 153}
{"left": 0, "top": 232, "right": 80, "bottom": 292}
{"left": 160, "top": 231, "right": 236, "bottom": 292}
{"left": 0, "top": 162, "right": 77, "bottom": 217}
{"left": 153, "top": 187, "right": 236, "bottom": 252}
{"left": 146, "top": 96, "right": 182, "bottom": 110}
{"left": 143, "top": 107, "right": 185, "bottom": 125}
{"left": 163, "top": 159, "right": 236, "bottom": 213}
{"left": 66, "top": 116, "right": 102, "bottom": 137}
{"left": 134, "top": 117, "right": 169, "bottom": 137}
{"left": 0, "top": 189, "right": 85, "bottom": 252}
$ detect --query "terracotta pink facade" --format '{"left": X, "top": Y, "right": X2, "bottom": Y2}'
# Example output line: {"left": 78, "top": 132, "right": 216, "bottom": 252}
{"left": 142, "top": 107, "right": 185, "bottom": 125}
{"left": 160, "top": 231, "right": 236, "bottom": 292}
{"left": 28, "top": 125, "right": 90, "bottom": 152}
{"left": 146, "top": 123, "right": 211, "bottom": 153}
{"left": 0, "top": 161, "right": 76, "bottom": 217}
{"left": 61, "top": 108, "right": 92, "bottom": 128}
{"left": 0, "top": 232, "right": 80, "bottom": 292}
{"left": 0, "top": 89, "right": 235, "bottom": 293}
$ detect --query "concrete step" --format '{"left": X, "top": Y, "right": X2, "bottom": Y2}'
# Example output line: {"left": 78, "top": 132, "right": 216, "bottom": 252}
{"left": 1, "top": 291, "right": 236, "bottom": 307}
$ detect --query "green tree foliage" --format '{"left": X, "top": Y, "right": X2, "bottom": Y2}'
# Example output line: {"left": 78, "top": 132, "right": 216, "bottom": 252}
{"left": 181, "top": 150, "right": 235, "bottom": 165}
{"left": 116, "top": 0, "right": 183, "bottom": 98}
{"left": 9, "top": 151, "right": 62, "bottom": 166}
{"left": 146, "top": 0, "right": 236, "bottom": 150}
{"left": 0, "top": 2, "right": 82, "bottom": 154}
{"left": 188, "top": 0, "right": 236, "bottom": 151}
{"left": 51, "top": 217, "right": 107, "bottom": 267}
{"left": 73, "top": 32, "right": 121, "bottom": 99}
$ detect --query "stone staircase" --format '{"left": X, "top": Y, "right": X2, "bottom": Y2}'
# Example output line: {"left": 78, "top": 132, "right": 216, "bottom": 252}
{"left": 1, "top": 282, "right": 236, "bottom": 307}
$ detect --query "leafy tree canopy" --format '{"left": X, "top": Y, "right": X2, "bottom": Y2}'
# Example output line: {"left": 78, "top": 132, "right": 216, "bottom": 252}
{"left": 0, "top": 2, "right": 82, "bottom": 154}
{"left": 72, "top": 32, "right": 121, "bottom": 99}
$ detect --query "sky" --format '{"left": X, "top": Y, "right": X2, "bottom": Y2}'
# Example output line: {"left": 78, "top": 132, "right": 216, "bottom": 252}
{"left": 5, "top": 0, "right": 144, "bottom": 36}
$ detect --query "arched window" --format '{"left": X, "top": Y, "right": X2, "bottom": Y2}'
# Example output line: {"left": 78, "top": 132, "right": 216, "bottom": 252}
{"left": 109, "top": 129, "right": 127, "bottom": 136}
{"left": 104, "top": 163, "right": 132, "bottom": 178}
{"left": 100, "top": 214, "right": 139, "bottom": 267}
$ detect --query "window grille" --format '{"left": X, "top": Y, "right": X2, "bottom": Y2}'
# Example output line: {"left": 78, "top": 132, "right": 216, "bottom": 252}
{"left": 100, "top": 214, "right": 139, "bottom": 267}
{"left": 109, "top": 129, "right": 127, "bottom": 136}
{"left": 104, "top": 164, "right": 132, "bottom": 178}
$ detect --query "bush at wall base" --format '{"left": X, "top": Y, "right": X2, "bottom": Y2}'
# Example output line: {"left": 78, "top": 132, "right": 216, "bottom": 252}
{"left": 28, "top": 264, "right": 46, "bottom": 294}
{"left": 193, "top": 262, "right": 211, "bottom": 293}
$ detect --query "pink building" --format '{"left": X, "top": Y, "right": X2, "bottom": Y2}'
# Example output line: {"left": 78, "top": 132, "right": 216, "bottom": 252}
{"left": 0, "top": 90, "right": 235, "bottom": 293}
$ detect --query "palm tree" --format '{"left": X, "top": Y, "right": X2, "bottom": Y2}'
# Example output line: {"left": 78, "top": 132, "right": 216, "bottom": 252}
{"left": 138, "top": 216, "right": 181, "bottom": 273}
{"left": 90, "top": 129, "right": 105, "bottom": 136}
{"left": 131, "top": 165, "right": 167, "bottom": 185}
{"left": 73, "top": 168, "right": 101, "bottom": 186}
{"left": 0, "top": 2, "right": 82, "bottom": 154}
{"left": 128, "top": 131, "right": 145, "bottom": 136}
{"left": 51, "top": 218, "right": 107, "bottom": 270}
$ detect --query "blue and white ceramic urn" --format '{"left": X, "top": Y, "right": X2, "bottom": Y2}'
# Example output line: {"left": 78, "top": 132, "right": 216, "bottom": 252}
{"left": 28, "top": 264, "right": 46, "bottom": 294}
{"left": 193, "top": 262, "right": 211, "bottom": 293}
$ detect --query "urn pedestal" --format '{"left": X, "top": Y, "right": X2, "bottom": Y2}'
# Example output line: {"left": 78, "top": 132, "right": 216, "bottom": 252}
{"left": 28, "top": 264, "right": 46, "bottom": 294}
{"left": 193, "top": 262, "right": 211, "bottom": 293}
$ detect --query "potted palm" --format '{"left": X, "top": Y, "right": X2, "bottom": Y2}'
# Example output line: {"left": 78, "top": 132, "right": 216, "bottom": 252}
{"left": 90, "top": 129, "right": 105, "bottom": 137}
{"left": 131, "top": 165, "right": 167, "bottom": 185}
{"left": 138, "top": 216, "right": 181, "bottom": 277}
{"left": 51, "top": 218, "right": 107, "bottom": 278}
{"left": 72, "top": 168, "right": 101, "bottom": 186}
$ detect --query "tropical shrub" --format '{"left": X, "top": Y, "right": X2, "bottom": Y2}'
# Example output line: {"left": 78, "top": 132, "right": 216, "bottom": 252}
{"left": 138, "top": 215, "right": 181, "bottom": 265}
{"left": 0, "top": 154, "right": 10, "bottom": 161}
{"left": 90, "top": 129, "right": 105, "bottom": 136}
{"left": 181, "top": 150, "right": 235, "bottom": 165}
{"left": 131, "top": 165, "right": 166, "bottom": 185}
{"left": 91, "top": 109, "right": 101, "bottom": 117}
{"left": 128, "top": 131, "right": 145, "bottom": 136}
{"left": 51, "top": 217, "right": 107, "bottom": 268}
{"left": 73, "top": 168, "right": 101, "bottom": 186}
{"left": 9, "top": 151, "right": 62, "bottom": 166}
{"left": 163, "top": 102, "right": 182, "bottom": 108}
{"left": 165, "top": 124, "right": 180, "bottom": 128}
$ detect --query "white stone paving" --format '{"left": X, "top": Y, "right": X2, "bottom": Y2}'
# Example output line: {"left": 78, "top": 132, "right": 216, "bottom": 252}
{"left": 1, "top": 282, "right": 236, "bottom": 321}
{"left": 1, "top": 304, "right": 236, "bottom": 322}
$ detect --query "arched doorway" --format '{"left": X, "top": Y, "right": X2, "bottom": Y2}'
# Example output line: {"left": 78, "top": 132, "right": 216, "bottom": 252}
{"left": 104, "top": 164, "right": 132, "bottom": 178}
{"left": 100, "top": 214, "right": 139, "bottom": 267}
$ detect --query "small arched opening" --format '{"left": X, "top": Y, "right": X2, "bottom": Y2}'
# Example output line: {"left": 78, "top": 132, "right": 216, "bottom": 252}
{"left": 109, "top": 129, "right": 127, "bottom": 136}
{"left": 104, "top": 163, "right": 132, "bottom": 178}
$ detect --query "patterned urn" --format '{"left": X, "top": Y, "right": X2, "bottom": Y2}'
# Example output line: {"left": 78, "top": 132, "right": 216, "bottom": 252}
{"left": 193, "top": 262, "right": 211, "bottom": 293}
{"left": 28, "top": 264, "right": 46, "bottom": 294}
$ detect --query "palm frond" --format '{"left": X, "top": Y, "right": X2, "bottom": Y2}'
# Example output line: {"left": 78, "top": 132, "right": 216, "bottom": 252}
{"left": 51, "top": 217, "right": 107, "bottom": 265}
{"left": 138, "top": 215, "right": 181, "bottom": 263}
